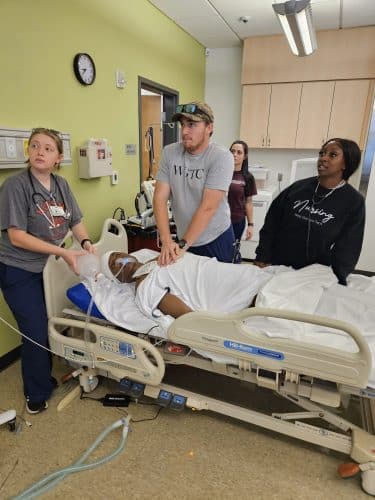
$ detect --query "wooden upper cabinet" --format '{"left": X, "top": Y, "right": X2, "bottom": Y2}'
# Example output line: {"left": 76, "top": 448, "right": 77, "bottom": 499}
{"left": 241, "top": 83, "right": 301, "bottom": 148}
{"left": 267, "top": 83, "right": 301, "bottom": 148}
{"left": 328, "top": 80, "right": 372, "bottom": 148}
{"left": 295, "top": 81, "right": 335, "bottom": 149}
{"left": 240, "top": 84, "right": 271, "bottom": 147}
{"left": 242, "top": 27, "right": 375, "bottom": 84}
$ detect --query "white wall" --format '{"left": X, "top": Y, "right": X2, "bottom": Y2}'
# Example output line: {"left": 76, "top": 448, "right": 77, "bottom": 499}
{"left": 248, "top": 148, "right": 318, "bottom": 190}
{"left": 205, "top": 47, "right": 242, "bottom": 148}
{"left": 358, "top": 153, "right": 375, "bottom": 272}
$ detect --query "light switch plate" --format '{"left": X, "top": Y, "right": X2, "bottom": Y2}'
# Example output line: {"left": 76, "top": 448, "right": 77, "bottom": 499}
{"left": 115, "top": 70, "right": 126, "bottom": 89}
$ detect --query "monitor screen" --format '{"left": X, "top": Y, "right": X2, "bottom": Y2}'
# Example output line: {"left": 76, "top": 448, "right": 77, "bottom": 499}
{"left": 290, "top": 158, "right": 318, "bottom": 185}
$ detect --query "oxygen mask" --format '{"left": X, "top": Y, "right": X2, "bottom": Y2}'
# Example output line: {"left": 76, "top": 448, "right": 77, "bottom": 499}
{"left": 101, "top": 251, "right": 138, "bottom": 283}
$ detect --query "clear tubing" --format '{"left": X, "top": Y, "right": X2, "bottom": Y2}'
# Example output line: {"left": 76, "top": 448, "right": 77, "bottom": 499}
{"left": 12, "top": 417, "right": 130, "bottom": 500}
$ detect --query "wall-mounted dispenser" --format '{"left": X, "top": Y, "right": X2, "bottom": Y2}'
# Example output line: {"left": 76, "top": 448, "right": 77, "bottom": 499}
{"left": 77, "top": 138, "right": 113, "bottom": 178}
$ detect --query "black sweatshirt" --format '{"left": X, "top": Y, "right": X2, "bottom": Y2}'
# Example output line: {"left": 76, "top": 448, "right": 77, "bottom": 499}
{"left": 255, "top": 177, "right": 365, "bottom": 285}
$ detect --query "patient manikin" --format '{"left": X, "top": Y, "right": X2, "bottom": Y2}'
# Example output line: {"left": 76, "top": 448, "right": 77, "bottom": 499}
{"left": 101, "top": 251, "right": 272, "bottom": 319}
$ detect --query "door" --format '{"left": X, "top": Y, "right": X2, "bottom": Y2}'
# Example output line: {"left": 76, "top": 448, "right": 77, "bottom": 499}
{"left": 138, "top": 77, "right": 178, "bottom": 184}
{"left": 141, "top": 93, "right": 162, "bottom": 180}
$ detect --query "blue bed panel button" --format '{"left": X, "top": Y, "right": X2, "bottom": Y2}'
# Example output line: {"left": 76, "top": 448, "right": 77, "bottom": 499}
{"left": 170, "top": 394, "right": 187, "bottom": 411}
{"left": 119, "top": 378, "right": 133, "bottom": 394}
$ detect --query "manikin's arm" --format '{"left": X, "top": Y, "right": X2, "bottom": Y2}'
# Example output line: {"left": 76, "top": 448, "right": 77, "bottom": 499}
{"left": 157, "top": 293, "right": 193, "bottom": 318}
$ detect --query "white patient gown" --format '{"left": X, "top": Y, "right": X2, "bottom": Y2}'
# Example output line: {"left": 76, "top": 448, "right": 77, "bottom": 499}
{"left": 135, "top": 253, "right": 271, "bottom": 319}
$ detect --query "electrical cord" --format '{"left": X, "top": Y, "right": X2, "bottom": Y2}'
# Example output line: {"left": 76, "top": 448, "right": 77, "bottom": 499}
{"left": 112, "top": 207, "right": 126, "bottom": 221}
{"left": 79, "top": 387, "right": 164, "bottom": 423}
{"left": 116, "top": 405, "right": 163, "bottom": 423}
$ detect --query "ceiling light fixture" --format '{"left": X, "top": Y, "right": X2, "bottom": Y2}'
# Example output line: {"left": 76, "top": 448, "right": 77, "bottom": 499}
{"left": 272, "top": 0, "right": 317, "bottom": 57}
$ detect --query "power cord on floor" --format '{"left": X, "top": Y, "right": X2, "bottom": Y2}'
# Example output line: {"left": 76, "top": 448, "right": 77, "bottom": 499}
{"left": 116, "top": 405, "right": 163, "bottom": 423}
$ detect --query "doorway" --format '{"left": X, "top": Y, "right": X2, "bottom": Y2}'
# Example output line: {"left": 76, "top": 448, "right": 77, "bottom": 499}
{"left": 138, "top": 77, "right": 179, "bottom": 184}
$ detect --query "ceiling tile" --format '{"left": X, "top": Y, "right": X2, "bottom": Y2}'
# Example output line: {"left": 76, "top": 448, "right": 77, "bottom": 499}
{"left": 148, "top": 0, "right": 375, "bottom": 48}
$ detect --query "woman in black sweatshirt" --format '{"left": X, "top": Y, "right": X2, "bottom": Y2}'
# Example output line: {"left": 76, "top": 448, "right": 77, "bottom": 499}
{"left": 254, "top": 138, "right": 365, "bottom": 285}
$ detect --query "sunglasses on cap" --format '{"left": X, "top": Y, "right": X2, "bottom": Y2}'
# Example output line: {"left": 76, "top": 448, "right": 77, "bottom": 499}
{"left": 175, "top": 104, "right": 211, "bottom": 121}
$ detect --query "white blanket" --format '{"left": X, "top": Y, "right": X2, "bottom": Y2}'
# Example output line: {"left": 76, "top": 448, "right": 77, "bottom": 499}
{"left": 251, "top": 264, "right": 375, "bottom": 386}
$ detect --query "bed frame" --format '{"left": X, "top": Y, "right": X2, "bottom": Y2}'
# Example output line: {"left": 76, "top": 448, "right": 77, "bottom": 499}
{"left": 44, "top": 219, "right": 375, "bottom": 495}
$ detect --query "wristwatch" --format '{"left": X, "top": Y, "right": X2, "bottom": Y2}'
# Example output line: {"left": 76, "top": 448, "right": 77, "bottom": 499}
{"left": 178, "top": 238, "right": 188, "bottom": 250}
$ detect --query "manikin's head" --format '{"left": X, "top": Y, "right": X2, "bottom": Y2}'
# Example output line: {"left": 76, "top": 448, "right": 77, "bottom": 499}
{"left": 101, "top": 251, "right": 139, "bottom": 283}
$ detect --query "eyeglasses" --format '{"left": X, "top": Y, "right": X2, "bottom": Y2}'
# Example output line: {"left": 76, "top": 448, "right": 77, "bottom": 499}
{"left": 175, "top": 104, "right": 211, "bottom": 121}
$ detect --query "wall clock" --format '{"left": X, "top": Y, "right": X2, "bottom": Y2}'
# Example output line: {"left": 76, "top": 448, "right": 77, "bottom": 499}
{"left": 73, "top": 53, "right": 96, "bottom": 86}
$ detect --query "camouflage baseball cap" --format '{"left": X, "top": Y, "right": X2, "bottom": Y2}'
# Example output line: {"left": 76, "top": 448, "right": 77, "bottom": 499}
{"left": 172, "top": 101, "right": 214, "bottom": 123}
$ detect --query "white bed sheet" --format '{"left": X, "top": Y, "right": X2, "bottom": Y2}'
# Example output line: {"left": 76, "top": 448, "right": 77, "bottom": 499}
{"left": 251, "top": 264, "right": 375, "bottom": 387}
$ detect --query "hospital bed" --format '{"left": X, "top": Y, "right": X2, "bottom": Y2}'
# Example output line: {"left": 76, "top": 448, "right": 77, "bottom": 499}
{"left": 44, "top": 219, "right": 375, "bottom": 495}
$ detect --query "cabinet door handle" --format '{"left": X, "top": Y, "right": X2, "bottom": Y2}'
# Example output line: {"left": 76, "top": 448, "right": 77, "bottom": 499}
{"left": 262, "top": 137, "right": 264, "bottom": 147}
{"left": 268, "top": 136, "right": 271, "bottom": 147}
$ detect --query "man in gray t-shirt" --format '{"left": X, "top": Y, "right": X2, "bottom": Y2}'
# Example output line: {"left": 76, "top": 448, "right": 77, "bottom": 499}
{"left": 154, "top": 101, "right": 234, "bottom": 265}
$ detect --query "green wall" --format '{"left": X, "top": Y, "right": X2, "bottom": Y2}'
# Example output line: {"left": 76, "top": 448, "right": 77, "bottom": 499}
{"left": 0, "top": 0, "right": 205, "bottom": 357}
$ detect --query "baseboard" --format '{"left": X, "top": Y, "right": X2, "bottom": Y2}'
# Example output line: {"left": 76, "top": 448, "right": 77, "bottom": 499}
{"left": 0, "top": 345, "right": 21, "bottom": 372}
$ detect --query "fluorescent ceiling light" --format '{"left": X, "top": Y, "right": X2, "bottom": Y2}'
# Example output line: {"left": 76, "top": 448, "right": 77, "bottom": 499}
{"left": 273, "top": 0, "right": 317, "bottom": 56}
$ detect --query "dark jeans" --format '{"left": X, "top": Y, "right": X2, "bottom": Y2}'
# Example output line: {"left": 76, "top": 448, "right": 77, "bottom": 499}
{"left": 188, "top": 225, "right": 236, "bottom": 263}
{"left": 232, "top": 218, "right": 246, "bottom": 242}
{"left": 0, "top": 262, "right": 54, "bottom": 403}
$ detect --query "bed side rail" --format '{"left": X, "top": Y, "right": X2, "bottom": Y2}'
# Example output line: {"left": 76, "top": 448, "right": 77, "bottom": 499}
{"left": 168, "top": 307, "right": 371, "bottom": 388}
{"left": 49, "top": 316, "right": 165, "bottom": 386}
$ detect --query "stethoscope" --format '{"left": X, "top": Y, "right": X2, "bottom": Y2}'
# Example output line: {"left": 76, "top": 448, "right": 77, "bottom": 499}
{"left": 28, "top": 168, "right": 71, "bottom": 228}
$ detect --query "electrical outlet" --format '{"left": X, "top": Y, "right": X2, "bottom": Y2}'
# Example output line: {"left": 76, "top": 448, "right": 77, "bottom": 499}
{"left": 277, "top": 172, "right": 283, "bottom": 182}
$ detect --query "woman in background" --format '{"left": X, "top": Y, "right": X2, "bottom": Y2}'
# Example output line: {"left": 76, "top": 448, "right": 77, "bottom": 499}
{"left": 0, "top": 127, "right": 94, "bottom": 414}
{"left": 228, "top": 140, "right": 257, "bottom": 262}
{"left": 254, "top": 138, "right": 365, "bottom": 285}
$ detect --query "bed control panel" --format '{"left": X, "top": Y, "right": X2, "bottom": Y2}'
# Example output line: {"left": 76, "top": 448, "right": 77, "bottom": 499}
{"left": 64, "top": 346, "right": 92, "bottom": 363}
{"left": 99, "top": 336, "right": 136, "bottom": 359}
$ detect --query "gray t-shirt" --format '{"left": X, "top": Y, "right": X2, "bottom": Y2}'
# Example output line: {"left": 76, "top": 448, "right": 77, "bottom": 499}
{"left": 0, "top": 168, "right": 83, "bottom": 272}
{"left": 156, "top": 142, "right": 234, "bottom": 246}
